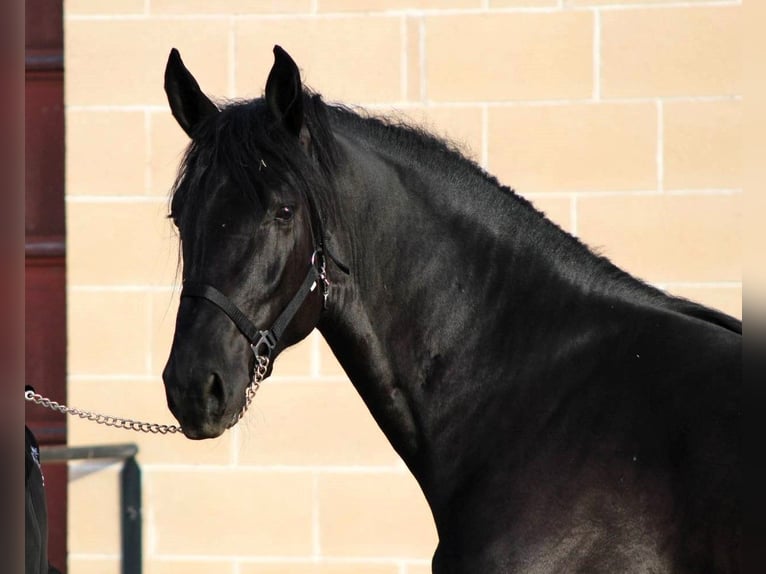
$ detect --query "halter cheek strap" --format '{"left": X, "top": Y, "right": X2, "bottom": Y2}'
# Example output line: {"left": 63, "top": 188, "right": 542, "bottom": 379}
{"left": 179, "top": 169, "right": 350, "bottom": 366}
{"left": 181, "top": 254, "right": 323, "bottom": 361}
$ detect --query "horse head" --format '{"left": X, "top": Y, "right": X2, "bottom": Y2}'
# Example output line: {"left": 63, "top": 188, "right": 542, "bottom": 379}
{"left": 162, "top": 46, "right": 325, "bottom": 439}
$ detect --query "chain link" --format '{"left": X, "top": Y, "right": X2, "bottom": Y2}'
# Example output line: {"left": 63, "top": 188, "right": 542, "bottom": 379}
{"left": 24, "top": 389, "right": 183, "bottom": 434}
{"left": 24, "top": 355, "right": 269, "bottom": 435}
{"left": 226, "top": 353, "right": 268, "bottom": 428}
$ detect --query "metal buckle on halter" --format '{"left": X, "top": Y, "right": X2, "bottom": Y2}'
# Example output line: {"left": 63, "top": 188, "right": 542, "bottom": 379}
{"left": 251, "top": 329, "right": 277, "bottom": 359}
{"left": 311, "top": 249, "right": 331, "bottom": 307}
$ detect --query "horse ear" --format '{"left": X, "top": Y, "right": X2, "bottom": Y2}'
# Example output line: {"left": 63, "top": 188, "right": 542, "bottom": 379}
{"left": 265, "top": 45, "right": 305, "bottom": 140}
{"left": 164, "top": 48, "right": 219, "bottom": 138}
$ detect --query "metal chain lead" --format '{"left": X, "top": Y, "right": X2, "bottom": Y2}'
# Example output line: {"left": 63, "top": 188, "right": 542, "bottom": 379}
{"left": 24, "top": 389, "right": 183, "bottom": 434}
{"left": 23, "top": 355, "right": 269, "bottom": 435}
{"left": 227, "top": 354, "right": 269, "bottom": 428}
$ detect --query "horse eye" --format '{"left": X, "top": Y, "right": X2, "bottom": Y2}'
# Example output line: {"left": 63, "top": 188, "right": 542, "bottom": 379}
{"left": 275, "top": 205, "right": 294, "bottom": 221}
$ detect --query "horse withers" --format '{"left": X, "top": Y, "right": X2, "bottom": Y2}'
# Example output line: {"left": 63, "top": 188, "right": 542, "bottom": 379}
{"left": 161, "top": 46, "right": 741, "bottom": 573}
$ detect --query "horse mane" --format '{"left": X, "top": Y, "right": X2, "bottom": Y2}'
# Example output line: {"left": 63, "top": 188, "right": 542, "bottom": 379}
{"left": 326, "top": 103, "right": 504, "bottom": 186}
{"left": 171, "top": 88, "right": 523, "bottom": 224}
{"left": 319, "top": 99, "right": 586, "bottom": 253}
{"left": 169, "top": 89, "right": 741, "bottom": 334}
{"left": 320, "top": 102, "right": 743, "bottom": 333}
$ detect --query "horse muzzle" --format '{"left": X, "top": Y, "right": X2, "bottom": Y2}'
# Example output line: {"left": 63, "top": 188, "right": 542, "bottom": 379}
{"left": 162, "top": 359, "right": 239, "bottom": 440}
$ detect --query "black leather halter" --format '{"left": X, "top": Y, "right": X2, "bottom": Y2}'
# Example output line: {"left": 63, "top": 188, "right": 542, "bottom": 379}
{"left": 179, "top": 180, "right": 349, "bottom": 365}
{"left": 181, "top": 250, "right": 327, "bottom": 362}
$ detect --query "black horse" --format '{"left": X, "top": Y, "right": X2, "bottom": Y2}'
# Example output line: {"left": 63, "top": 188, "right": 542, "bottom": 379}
{"left": 161, "top": 46, "right": 741, "bottom": 573}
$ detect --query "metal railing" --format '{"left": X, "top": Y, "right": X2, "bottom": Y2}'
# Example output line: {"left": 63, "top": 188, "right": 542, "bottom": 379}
{"left": 40, "top": 443, "right": 142, "bottom": 574}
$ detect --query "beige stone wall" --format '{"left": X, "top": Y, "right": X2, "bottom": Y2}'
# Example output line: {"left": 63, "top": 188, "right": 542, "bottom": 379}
{"left": 64, "top": 1, "right": 741, "bottom": 572}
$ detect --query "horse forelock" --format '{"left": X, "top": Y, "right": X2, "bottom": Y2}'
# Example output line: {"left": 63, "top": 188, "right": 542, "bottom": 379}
{"left": 168, "top": 93, "right": 339, "bottom": 227}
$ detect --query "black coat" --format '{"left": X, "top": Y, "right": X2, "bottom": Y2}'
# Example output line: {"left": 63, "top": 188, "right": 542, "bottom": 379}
{"left": 25, "top": 424, "right": 60, "bottom": 574}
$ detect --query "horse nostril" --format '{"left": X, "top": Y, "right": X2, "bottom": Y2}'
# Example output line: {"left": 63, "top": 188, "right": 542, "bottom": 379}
{"left": 206, "top": 372, "right": 225, "bottom": 413}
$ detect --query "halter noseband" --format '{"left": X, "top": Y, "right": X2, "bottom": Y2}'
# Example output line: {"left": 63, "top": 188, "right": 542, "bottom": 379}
{"left": 180, "top": 249, "right": 329, "bottom": 363}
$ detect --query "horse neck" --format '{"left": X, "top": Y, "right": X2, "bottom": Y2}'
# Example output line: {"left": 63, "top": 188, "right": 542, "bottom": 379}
{"left": 314, "top": 122, "right": 640, "bottom": 514}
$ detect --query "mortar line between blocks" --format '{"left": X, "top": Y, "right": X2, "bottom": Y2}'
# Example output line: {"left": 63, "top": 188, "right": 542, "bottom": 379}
{"left": 144, "top": 110, "right": 152, "bottom": 195}
{"left": 311, "top": 331, "right": 321, "bottom": 378}
{"left": 68, "top": 105, "right": 169, "bottom": 112}
{"left": 229, "top": 17, "right": 237, "bottom": 98}
{"left": 400, "top": 15, "right": 408, "bottom": 102}
{"left": 665, "top": 188, "right": 742, "bottom": 196}
{"left": 593, "top": 9, "right": 601, "bottom": 101}
{"left": 419, "top": 17, "right": 427, "bottom": 103}
{"left": 68, "top": 553, "right": 121, "bottom": 561}
{"left": 152, "top": 555, "right": 430, "bottom": 564}
{"left": 657, "top": 99, "right": 664, "bottom": 192}
{"left": 418, "top": 96, "right": 740, "bottom": 109}
{"left": 70, "top": 285, "right": 178, "bottom": 292}
{"left": 571, "top": 196, "right": 579, "bottom": 237}
{"left": 65, "top": 2, "right": 741, "bottom": 20}
{"left": 312, "top": 472, "right": 321, "bottom": 558}
{"left": 145, "top": 290, "right": 153, "bottom": 375}
{"left": 68, "top": 374, "right": 162, "bottom": 382}
{"left": 66, "top": 195, "right": 168, "bottom": 203}
{"left": 523, "top": 188, "right": 740, "bottom": 198}
{"left": 592, "top": 0, "right": 740, "bottom": 11}
{"left": 231, "top": 425, "right": 240, "bottom": 467}
{"left": 145, "top": 470, "right": 158, "bottom": 558}
{"left": 66, "top": 95, "right": 740, "bottom": 114}
{"left": 136, "top": 554, "right": 257, "bottom": 563}
{"left": 142, "top": 463, "right": 408, "bottom": 474}
{"left": 481, "top": 104, "right": 489, "bottom": 169}
{"left": 660, "top": 281, "right": 742, "bottom": 289}
{"left": 68, "top": 373, "right": 351, "bottom": 384}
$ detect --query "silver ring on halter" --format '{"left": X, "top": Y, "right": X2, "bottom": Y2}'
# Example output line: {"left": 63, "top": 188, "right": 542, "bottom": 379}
{"left": 310, "top": 249, "right": 330, "bottom": 307}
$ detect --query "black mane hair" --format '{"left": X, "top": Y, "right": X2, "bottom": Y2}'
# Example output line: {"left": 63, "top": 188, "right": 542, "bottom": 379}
{"left": 169, "top": 91, "right": 339, "bottom": 228}
{"left": 169, "top": 89, "right": 740, "bottom": 334}
{"left": 320, "top": 98, "right": 741, "bottom": 334}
